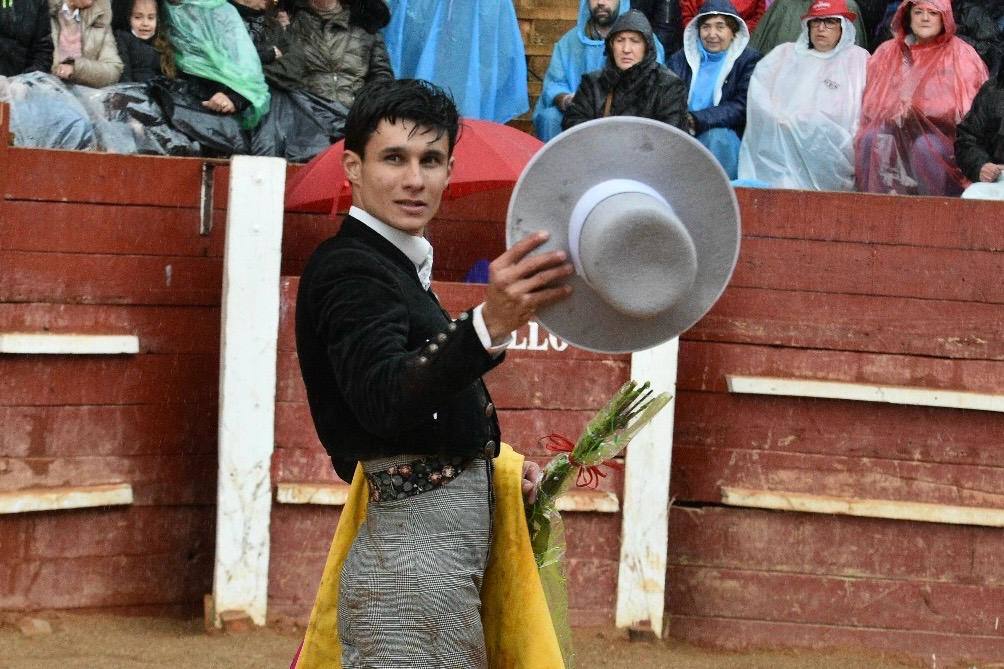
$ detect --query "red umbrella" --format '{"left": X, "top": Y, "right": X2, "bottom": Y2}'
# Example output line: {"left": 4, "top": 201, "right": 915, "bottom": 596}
{"left": 284, "top": 118, "right": 544, "bottom": 216}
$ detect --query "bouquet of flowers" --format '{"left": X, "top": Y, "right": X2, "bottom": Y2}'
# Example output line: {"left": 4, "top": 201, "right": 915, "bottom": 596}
{"left": 526, "top": 380, "right": 671, "bottom": 665}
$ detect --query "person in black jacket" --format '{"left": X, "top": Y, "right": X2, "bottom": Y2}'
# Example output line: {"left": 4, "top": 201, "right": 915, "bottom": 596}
{"left": 112, "top": 0, "right": 163, "bottom": 82}
{"left": 0, "top": 0, "right": 53, "bottom": 76}
{"left": 632, "top": 0, "right": 685, "bottom": 54}
{"left": 295, "top": 78, "right": 571, "bottom": 665}
{"left": 952, "top": 0, "right": 1004, "bottom": 77}
{"left": 563, "top": 10, "right": 688, "bottom": 131}
{"left": 956, "top": 72, "right": 1004, "bottom": 185}
{"left": 667, "top": 0, "right": 760, "bottom": 178}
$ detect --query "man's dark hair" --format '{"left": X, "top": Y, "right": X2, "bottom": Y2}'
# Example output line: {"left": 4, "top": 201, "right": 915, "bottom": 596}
{"left": 343, "top": 79, "right": 461, "bottom": 158}
{"left": 696, "top": 12, "right": 741, "bottom": 35}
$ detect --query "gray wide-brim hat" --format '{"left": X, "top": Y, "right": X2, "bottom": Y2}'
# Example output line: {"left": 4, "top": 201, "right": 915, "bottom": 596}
{"left": 506, "top": 117, "right": 741, "bottom": 353}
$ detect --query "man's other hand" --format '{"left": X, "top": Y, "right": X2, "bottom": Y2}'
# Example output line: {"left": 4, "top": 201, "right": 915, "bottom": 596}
{"left": 979, "top": 162, "right": 1003, "bottom": 183}
{"left": 482, "top": 231, "right": 573, "bottom": 343}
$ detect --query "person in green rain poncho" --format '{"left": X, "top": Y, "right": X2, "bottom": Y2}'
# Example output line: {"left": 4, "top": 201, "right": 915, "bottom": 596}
{"left": 163, "top": 0, "right": 270, "bottom": 128}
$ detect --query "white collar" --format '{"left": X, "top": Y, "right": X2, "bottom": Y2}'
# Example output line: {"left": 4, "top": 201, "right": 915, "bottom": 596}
{"left": 349, "top": 205, "right": 432, "bottom": 271}
{"left": 61, "top": 1, "right": 80, "bottom": 19}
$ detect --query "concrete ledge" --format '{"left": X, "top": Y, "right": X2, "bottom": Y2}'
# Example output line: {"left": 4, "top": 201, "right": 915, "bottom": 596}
{"left": 0, "top": 483, "right": 134, "bottom": 514}
{"left": 276, "top": 482, "right": 619, "bottom": 513}
{"left": 721, "top": 486, "right": 1004, "bottom": 528}
{"left": 726, "top": 375, "right": 1004, "bottom": 413}
{"left": 0, "top": 333, "right": 139, "bottom": 355}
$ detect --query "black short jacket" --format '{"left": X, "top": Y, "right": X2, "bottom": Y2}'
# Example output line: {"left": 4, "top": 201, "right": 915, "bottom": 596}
{"left": 295, "top": 216, "right": 504, "bottom": 482}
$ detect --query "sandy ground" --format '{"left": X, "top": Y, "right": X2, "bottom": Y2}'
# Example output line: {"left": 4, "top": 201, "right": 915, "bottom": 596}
{"left": 0, "top": 613, "right": 931, "bottom": 669}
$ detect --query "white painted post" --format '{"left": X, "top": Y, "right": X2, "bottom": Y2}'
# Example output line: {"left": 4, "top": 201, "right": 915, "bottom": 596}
{"left": 616, "top": 337, "right": 679, "bottom": 637}
{"left": 213, "top": 156, "right": 286, "bottom": 627}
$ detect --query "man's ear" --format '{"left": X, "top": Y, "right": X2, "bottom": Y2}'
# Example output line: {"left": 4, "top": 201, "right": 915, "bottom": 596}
{"left": 445, "top": 155, "right": 455, "bottom": 185}
{"left": 342, "top": 149, "right": 363, "bottom": 186}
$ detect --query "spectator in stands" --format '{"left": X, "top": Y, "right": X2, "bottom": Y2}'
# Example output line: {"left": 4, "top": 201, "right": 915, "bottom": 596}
{"left": 854, "top": 0, "right": 988, "bottom": 195}
{"left": 228, "top": 0, "right": 289, "bottom": 67}
{"left": 49, "top": 0, "right": 123, "bottom": 87}
{"left": 382, "top": 0, "right": 529, "bottom": 123}
{"left": 112, "top": 0, "right": 164, "bottom": 82}
{"left": 163, "top": 0, "right": 269, "bottom": 127}
{"left": 533, "top": 0, "right": 638, "bottom": 141}
{"left": 750, "top": 0, "right": 869, "bottom": 53}
{"left": 264, "top": 0, "right": 392, "bottom": 110}
{"left": 0, "top": 0, "right": 53, "bottom": 76}
{"left": 563, "top": 10, "right": 687, "bottom": 129}
{"left": 632, "top": 0, "right": 685, "bottom": 54}
{"left": 952, "top": 0, "right": 1004, "bottom": 77}
{"left": 667, "top": 0, "right": 759, "bottom": 178}
{"left": 683, "top": 0, "right": 765, "bottom": 34}
{"left": 955, "top": 73, "right": 1004, "bottom": 190}
{"left": 738, "top": 0, "right": 867, "bottom": 189}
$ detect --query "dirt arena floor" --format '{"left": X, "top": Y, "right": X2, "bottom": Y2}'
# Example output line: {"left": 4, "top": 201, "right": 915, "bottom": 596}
{"left": 0, "top": 613, "right": 938, "bottom": 669}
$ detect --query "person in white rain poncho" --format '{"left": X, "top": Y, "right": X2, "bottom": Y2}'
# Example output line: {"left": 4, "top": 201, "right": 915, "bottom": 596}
{"left": 737, "top": 0, "right": 868, "bottom": 190}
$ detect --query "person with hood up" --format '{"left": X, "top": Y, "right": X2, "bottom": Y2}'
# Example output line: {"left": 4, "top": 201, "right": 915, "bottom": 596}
{"left": 854, "top": 0, "right": 988, "bottom": 195}
{"left": 563, "top": 9, "right": 688, "bottom": 129}
{"left": 1, "top": 0, "right": 53, "bottom": 76}
{"left": 533, "top": 0, "right": 666, "bottom": 141}
{"left": 954, "top": 68, "right": 1004, "bottom": 198}
{"left": 682, "top": 0, "right": 765, "bottom": 33}
{"left": 381, "top": 0, "right": 529, "bottom": 124}
{"left": 738, "top": 0, "right": 868, "bottom": 190}
{"left": 667, "top": 0, "right": 760, "bottom": 178}
{"left": 749, "top": 0, "right": 870, "bottom": 54}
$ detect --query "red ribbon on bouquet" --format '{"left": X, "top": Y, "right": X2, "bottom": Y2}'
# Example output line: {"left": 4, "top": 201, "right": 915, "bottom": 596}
{"left": 539, "top": 433, "right": 623, "bottom": 489}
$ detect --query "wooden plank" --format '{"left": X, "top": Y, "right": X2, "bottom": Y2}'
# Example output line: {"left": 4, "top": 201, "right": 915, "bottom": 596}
{"left": 665, "top": 564, "right": 1004, "bottom": 637}
{"left": 213, "top": 155, "right": 286, "bottom": 628}
{"left": 674, "top": 390, "right": 1004, "bottom": 468}
{"left": 0, "top": 483, "right": 132, "bottom": 514}
{"left": 721, "top": 486, "right": 1004, "bottom": 528}
{"left": 727, "top": 375, "right": 1004, "bottom": 412}
{"left": 0, "top": 200, "right": 224, "bottom": 256}
{"left": 668, "top": 614, "right": 1004, "bottom": 666}
{"left": 0, "top": 333, "right": 139, "bottom": 355}
{"left": 735, "top": 188, "right": 1004, "bottom": 252}
{"left": 731, "top": 237, "right": 1004, "bottom": 304}
{"left": 677, "top": 340, "right": 1004, "bottom": 395}
{"left": 0, "top": 354, "right": 219, "bottom": 406}
{"left": 0, "top": 251, "right": 222, "bottom": 306}
{"left": 276, "top": 482, "right": 350, "bottom": 506}
{"left": 670, "top": 445, "right": 1004, "bottom": 509}
{"left": 667, "top": 506, "right": 1001, "bottom": 584}
{"left": 0, "top": 303, "right": 220, "bottom": 355}
{"left": 617, "top": 339, "right": 678, "bottom": 637}
{"left": 689, "top": 286, "right": 1004, "bottom": 361}
{"left": 0, "top": 404, "right": 216, "bottom": 458}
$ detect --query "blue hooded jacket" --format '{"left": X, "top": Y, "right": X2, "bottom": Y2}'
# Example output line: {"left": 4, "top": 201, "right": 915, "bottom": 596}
{"left": 666, "top": 0, "right": 760, "bottom": 134}
{"left": 532, "top": 0, "right": 667, "bottom": 140}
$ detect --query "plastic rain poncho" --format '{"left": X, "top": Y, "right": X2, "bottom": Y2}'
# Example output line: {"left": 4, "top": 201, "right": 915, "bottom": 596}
{"left": 533, "top": 0, "right": 669, "bottom": 141}
{"left": 163, "top": 0, "right": 269, "bottom": 128}
{"left": 853, "top": 0, "right": 988, "bottom": 195}
{"left": 738, "top": 17, "right": 868, "bottom": 190}
{"left": 750, "top": 0, "right": 868, "bottom": 53}
{"left": 382, "top": 0, "right": 529, "bottom": 123}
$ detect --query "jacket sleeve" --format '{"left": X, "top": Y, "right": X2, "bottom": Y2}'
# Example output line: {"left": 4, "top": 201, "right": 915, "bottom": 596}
{"left": 114, "top": 32, "right": 133, "bottom": 82}
{"left": 681, "top": 0, "right": 699, "bottom": 29}
{"left": 309, "top": 250, "right": 503, "bottom": 439}
{"left": 28, "top": 0, "right": 54, "bottom": 73}
{"left": 540, "top": 39, "right": 576, "bottom": 107}
{"left": 562, "top": 76, "right": 599, "bottom": 130}
{"left": 366, "top": 32, "right": 394, "bottom": 82}
{"left": 655, "top": 72, "right": 689, "bottom": 130}
{"left": 954, "top": 82, "right": 997, "bottom": 182}
{"left": 691, "top": 49, "right": 759, "bottom": 134}
{"left": 71, "top": 19, "right": 123, "bottom": 87}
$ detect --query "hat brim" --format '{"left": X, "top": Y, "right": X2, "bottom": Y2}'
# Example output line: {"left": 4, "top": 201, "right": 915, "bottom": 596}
{"left": 801, "top": 10, "right": 858, "bottom": 21}
{"left": 506, "top": 117, "right": 740, "bottom": 353}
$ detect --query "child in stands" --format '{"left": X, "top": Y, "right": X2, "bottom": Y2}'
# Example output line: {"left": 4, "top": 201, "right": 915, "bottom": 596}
{"left": 113, "top": 0, "right": 166, "bottom": 82}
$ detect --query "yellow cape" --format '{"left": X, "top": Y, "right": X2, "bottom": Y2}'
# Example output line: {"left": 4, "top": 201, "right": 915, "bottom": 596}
{"left": 293, "top": 443, "right": 565, "bottom": 668}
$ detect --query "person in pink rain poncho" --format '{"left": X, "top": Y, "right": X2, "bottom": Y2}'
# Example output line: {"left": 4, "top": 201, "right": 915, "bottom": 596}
{"left": 854, "top": 0, "right": 987, "bottom": 195}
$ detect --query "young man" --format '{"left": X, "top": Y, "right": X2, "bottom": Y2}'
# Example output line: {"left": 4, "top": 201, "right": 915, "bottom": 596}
{"left": 295, "top": 78, "right": 572, "bottom": 667}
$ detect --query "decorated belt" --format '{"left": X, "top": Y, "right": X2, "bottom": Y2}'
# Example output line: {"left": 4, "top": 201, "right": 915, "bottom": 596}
{"left": 365, "top": 455, "right": 472, "bottom": 503}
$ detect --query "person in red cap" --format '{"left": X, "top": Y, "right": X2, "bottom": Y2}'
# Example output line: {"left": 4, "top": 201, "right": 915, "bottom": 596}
{"left": 749, "top": 0, "right": 869, "bottom": 53}
{"left": 854, "top": 0, "right": 988, "bottom": 195}
{"left": 738, "top": 0, "right": 868, "bottom": 190}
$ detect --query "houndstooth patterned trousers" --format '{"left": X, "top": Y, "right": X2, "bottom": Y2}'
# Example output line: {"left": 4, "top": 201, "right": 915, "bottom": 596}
{"left": 339, "top": 456, "right": 493, "bottom": 668}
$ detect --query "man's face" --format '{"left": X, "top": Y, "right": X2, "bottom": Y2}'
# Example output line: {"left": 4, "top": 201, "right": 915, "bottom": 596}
{"left": 611, "top": 31, "right": 646, "bottom": 70}
{"left": 589, "top": 0, "right": 619, "bottom": 27}
{"left": 342, "top": 119, "right": 453, "bottom": 236}
{"left": 699, "top": 15, "right": 736, "bottom": 53}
